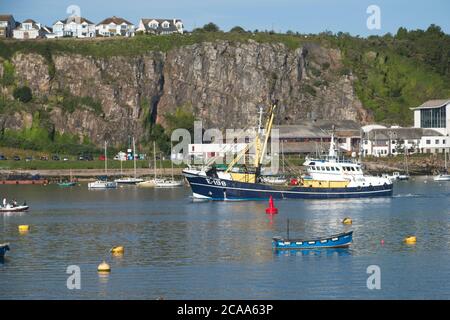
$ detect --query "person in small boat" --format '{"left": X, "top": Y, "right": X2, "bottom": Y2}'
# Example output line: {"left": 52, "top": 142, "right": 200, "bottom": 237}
{"left": 2, "top": 198, "right": 6, "bottom": 207}
{"left": 13, "top": 199, "right": 17, "bottom": 207}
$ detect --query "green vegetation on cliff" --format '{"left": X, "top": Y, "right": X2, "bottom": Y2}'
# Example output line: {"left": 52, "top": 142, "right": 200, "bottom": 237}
{"left": 0, "top": 111, "right": 98, "bottom": 155}
{"left": 330, "top": 25, "right": 450, "bottom": 125}
{"left": 1, "top": 24, "right": 450, "bottom": 154}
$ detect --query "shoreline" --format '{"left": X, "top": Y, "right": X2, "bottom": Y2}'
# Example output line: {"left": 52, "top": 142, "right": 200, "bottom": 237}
{"left": 0, "top": 168, "right": 184, "bottom": 181}
{"left": 0, "top": 161, "right": 443, "bottom": 181}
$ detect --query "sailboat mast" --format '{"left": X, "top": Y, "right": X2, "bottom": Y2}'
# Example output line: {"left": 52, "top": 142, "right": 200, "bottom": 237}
{"left": 287, "top": 219, "right": 290, "bottom": 239}
{"left": 171, "top": 142, "right": 174, "bottom": 181}
{"left": 153, "top": 141, "right": 157, "bottom": 180}
{"left": 104, "top": 141, "right": 107, "bottom": 177}
{"left": 133, "top": 137, "right": 137, "bottom": 179}
{"left": 445, "top": 147, "right": 448, "bottom": 172}
{"left": 405, "top": 146, "right": 409, "bottom": 175}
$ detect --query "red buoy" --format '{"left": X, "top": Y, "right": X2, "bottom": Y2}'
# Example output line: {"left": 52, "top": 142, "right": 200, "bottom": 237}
{"left": 265, "top": 196, "right": 278, "bottom": 214}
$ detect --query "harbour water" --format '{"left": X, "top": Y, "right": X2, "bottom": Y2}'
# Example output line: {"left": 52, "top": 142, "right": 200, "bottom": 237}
{"left": 1, "top": 176, "right": 450, "bottom": 299}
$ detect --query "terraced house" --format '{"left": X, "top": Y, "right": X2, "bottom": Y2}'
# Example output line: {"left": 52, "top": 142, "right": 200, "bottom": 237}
{"left": 136, "top": 18, "right": 183, "bottom": 35}
{"left": 52, "top": 16, "right": 96, "bottom": 38}
{"left": 96, "top": 16, "right": 135, "bottom": 37}
{"left": 0, "top": 14, "right": 16, "bottom": 38}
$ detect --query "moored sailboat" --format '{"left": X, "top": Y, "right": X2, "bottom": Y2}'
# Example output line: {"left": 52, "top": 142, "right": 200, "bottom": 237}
{"left": 115, "top": 137, "right": 144, "bottom": 185}
{"left": 155, "top": 142, "right": 184, "bottom": 188}
{"left": 137, "top": 141, "right": 159, "bottom": 187}
{"left": 88, "top": 141, "right": 118, "bottom": 189}
{"left": 434, "top": 147, "right": 450, "bottom": 181}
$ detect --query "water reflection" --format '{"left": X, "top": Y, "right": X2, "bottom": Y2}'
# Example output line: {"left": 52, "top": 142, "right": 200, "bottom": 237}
{"left": 273, "top": 248, "right": 352, "bottom": 257}
{"left": 1, "top": 177, "right": 450, "bottom": 299}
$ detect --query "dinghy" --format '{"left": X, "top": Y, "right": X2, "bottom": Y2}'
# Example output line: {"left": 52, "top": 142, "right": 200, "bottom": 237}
{"left": 0, "top": 205, "right": 29, "bottom": 212}
{"left": 0, "top": 243, "right": 9, "bottom": 259}
{"left": 272, "top": 231, "right": 353, "bottom": 250}
{"left": 272, "top": 219, "right": 353, "bottom": 250}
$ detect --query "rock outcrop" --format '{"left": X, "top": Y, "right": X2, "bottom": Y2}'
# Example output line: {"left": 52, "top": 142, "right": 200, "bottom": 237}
{"left": 1, "top": 40, "right": 372, "bottom": 146}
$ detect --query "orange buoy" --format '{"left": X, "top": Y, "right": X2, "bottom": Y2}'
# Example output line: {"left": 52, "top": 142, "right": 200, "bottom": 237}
{"left": 265, "top": 196, "right": 278, "bottom": 214}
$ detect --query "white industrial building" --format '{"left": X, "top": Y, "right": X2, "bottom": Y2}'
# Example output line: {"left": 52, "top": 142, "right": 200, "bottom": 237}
{"left": 362, "top": 99, "right": 450, "bottom": 157}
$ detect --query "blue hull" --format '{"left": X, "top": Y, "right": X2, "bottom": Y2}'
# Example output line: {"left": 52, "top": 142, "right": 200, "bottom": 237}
{"left": 184, "top": 173, "right": 393, "bottom": 201}
{"left": 272, "top": 231, "right": 353, "bottom": 250}
{"left": 0, "top": 244, "right": 10, "bottom": 258}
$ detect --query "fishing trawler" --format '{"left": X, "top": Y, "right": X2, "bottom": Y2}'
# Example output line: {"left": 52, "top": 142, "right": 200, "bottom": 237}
{"left": 183, "top": 101, "right": 393, "bottom": 200}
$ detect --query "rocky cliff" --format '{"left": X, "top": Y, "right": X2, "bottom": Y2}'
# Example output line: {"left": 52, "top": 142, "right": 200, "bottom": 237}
{"left": 0, "top": 39, "right": 372, "bottom": 147}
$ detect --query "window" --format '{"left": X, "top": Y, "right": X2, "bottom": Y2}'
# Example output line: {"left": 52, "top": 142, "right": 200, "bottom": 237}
{"left": 420, "top": 106, "right": 446, "bottom": 128}
{"left": 426, "top": 140, "right": 431, "bottom": 145}
{"left": 326, "top": 167, "right": 330, "bottom": 171}
{"left": 330, "top": 167, "right": 335, "bottom": 171}
{"left": 436, "top": 140, "right": 440, "bottom": 144}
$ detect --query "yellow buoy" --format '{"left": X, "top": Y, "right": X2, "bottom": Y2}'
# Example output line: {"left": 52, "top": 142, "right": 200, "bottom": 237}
{"left": 18, "top": 225, "right": 30, "bottom": 232}
{"left": 110, "top": 246, "right": 124, "bottom": 255}
{"left": 404, "top": 236, "right": 417, "bottom": 244}
{"left": 97, "top": 261, "right": 111, "bottom": 272}
{"left": 342, "top": 217, "right": 352, "bottom": 225}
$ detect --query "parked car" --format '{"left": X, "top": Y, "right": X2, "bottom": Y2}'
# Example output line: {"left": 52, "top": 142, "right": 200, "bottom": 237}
{"left": 98, "top": 155, "right": 106, "bottom": 161}
{"left": 40, "top": 156, "right": 49, "bottom": 161}
{"left": 78, "top": 153, "right": 93, "bottom": 161}
{"left": 25, "top": 156, "right": 33, "bottom": 162}
{"left": 63, "top": 157, "right": 69, "bottom": 161}
{"left": 13, "top": 155, "right": 20, "bottom": 161}
{"left": 52, "top": 155, "right": 60, "bottom": 161}
{"left": 0, "top": 155, "right": 7, "bottom": 160}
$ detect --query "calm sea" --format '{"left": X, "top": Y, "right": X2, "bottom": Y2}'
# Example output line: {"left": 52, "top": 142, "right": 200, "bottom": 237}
{"left": 1, "top": 176, "right": 450, "bottom": 299}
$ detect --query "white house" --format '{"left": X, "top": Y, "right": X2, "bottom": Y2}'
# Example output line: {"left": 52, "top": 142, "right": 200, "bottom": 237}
{"left": 136, "top": 18, "right": 183, "bottom": 35}
{"left": 0, "top": 14, "right": 16, "bottom": 38}
{"left": 52, "top": 16, "right": 96, "bottom": 38}
{"left": 411, "top": 99, "right": 450, "bottom": 153}
{"left": 96, "top": 16, "right": 135, "bottom": 37}
{"left": 362, "top": 126, "right": 445, "bottom": 157}
{"left": 13, "top": 19, "right": 47, "bottom": 39}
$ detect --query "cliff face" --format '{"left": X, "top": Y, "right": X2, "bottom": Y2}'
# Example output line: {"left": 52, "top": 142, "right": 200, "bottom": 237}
{"left": 1, "top": 40, "right": 372, "bottom": 146}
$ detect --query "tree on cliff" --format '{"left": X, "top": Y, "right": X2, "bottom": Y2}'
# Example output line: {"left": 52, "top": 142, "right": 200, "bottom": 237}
{"left": 202, "top": 22, "right": 220, "bottom": 32}
{"left": 13, "top": 86, "right": 32, "bottom": 103}
{"left": 230, "top": 26, "right": 246, "bottom": 33}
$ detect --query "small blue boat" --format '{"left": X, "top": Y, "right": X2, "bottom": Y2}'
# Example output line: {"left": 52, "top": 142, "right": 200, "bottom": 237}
{"left": 272, "top": 220, "right": 353, "bottom": 250}
{"left": 0, "top": 243, "right": 10, "bottom": 259}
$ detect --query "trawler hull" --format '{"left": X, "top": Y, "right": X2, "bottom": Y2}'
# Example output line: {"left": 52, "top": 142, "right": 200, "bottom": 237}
{"left": 184, "top": 172, "right": 393, "bottom": 200}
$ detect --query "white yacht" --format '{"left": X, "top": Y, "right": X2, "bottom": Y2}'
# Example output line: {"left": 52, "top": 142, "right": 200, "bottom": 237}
{"left": 302, "top": 133, "right": 392, "bottom": 189}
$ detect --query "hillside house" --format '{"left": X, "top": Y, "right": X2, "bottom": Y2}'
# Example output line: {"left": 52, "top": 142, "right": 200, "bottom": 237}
{"left": 96, "top": 16, "right": 135, "bottom": 37}
{"left": 13, "top": 19, "right": 49, "bottom": 39}
{"left": 52, "top": 16, "right": 96, "bottom": 38}
{"left": 0, "top": 14, "right": 16, "bottom": 38}
{"left": 136, "top": 18, "right": 183, "bottom": 35}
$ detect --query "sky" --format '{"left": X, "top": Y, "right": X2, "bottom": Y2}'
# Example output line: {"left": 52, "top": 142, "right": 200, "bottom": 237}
{"left": 1, "top": 0, "right": 450, "bottom": 36}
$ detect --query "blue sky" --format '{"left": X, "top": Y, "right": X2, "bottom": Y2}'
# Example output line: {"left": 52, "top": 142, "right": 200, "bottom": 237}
{"left": 1, "top": 0, "right": 449, "bottom": 36}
